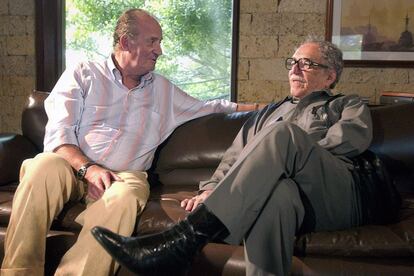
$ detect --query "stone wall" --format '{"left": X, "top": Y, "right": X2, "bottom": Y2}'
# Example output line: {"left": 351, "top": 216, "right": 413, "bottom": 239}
{"left": 0, "top": 0, "right": 413, "bottom": 133}
{"left": 238, "top": 0, "right": 414, "bottom": 104}
{"left": 0, "top": 0, "right": 35, "bottom": 133}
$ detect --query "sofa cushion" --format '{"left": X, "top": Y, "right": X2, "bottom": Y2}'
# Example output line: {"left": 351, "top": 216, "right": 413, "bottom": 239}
{"left": 136, "top": 184, "right": 197, "bottom": 235}
{"left": 296, "top": 207, "right": 414, "bottom": 257}
{"left": 296, "top": 255, "right": 414, "bottom": 275}
{"left": 0, "top": 187, "right": 16, "bottom": 226}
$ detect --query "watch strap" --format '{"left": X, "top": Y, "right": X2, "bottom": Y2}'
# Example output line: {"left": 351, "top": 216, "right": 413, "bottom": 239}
{"left": 76, "top": 162, "right": 96, "bottom": 180}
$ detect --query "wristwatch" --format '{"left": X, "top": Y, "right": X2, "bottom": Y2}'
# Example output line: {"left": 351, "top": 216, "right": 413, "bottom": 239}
{"left": 76, "top": 162, "right": 96, "bottom": 180}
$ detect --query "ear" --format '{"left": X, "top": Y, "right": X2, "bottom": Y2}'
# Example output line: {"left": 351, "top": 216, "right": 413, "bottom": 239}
{"left": 325, "top": 69, "right": 337, "bottom": 88}
{"left": 119, "top": 35, "right": 130, "bottom": 51}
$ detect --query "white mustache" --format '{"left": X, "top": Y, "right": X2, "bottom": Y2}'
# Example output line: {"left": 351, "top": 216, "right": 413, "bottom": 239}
{"left": 290, "top": 77, "right": 305, "bottom": 82}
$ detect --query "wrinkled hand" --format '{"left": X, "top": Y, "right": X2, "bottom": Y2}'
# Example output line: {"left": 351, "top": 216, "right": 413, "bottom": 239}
{"left": 84, "top": 165, "right": 122, "bottom": 200}
{"left": 180, "top": 189, "right": 213, "bottom": 212}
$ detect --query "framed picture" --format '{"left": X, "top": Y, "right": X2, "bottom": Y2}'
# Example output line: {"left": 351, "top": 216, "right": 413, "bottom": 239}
{"left": 326, "top": 0, "right": 414, "bottom": 67}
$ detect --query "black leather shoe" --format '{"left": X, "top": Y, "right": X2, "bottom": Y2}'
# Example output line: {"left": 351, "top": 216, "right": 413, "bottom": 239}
{"left": 91, "top": 204, "right": 228, "bottom": 275}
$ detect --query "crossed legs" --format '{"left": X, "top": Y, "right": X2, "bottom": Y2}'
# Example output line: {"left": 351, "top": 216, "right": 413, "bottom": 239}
{"left": 204, "top": 121, "right": 360, "bottom": 275}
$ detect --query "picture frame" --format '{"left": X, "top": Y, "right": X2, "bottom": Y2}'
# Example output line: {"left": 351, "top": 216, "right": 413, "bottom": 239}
{"left": 325, "top": 0, "right": 414, "bottom": 67}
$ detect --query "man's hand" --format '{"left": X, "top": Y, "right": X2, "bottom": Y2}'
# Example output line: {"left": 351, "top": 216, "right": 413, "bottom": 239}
{"left": 54, "top": 144, "right": 123, "bottom": 201}
{"left": 180, "top": 189, "right": 213, "bottom": 212}
{"left": 84, "top": 165, "right": 122, "bottom": 200}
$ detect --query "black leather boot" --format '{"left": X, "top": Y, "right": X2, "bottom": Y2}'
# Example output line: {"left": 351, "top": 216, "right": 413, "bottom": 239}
{"left": 91, "top": 204, "right": 228, "bottom": 275}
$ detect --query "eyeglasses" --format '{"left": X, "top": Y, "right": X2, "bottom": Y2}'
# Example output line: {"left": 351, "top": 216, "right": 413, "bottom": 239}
{"left": 285, "top": 58, "right": 329, "bottom": 71}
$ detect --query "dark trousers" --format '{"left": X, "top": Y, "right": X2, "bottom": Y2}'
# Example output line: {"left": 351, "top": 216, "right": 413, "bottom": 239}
{"left": 204, "top": 121, "right": 361, "bottom": 275}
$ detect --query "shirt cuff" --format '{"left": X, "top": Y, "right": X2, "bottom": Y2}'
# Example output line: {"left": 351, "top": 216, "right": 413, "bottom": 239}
{"left": 43, "top": 127, "right": 79, "bottom": 152}
{"left": 199, "top": 180, "right": 219, "bottom": 191}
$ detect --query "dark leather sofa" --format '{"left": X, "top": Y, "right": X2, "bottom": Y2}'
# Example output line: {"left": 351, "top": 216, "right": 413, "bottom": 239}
{"left": 0, "top": 90, "right": 413, "bottom": 275}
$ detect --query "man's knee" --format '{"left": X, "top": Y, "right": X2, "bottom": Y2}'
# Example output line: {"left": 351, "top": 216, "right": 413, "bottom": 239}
{"left": 109, "top": 184, "right": 137, "bottom": 201}
{"left": 260, "top": 122, "right": 313, "bottom": 154}
{"left": 116, "top": 172, "right": 150, "bottom": 205}
{"left": 104, "top": 182, "right": 148, "bottom": 210}
{"left": 20, "top": 152, "right": 74, "bottom": 188}
{"left": 29, "top": 152, "right": 71, "bottom": 171}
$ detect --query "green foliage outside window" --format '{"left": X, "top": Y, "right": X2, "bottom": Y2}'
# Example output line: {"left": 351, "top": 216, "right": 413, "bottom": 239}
{"left": 66, "top": 0, "right": 233, "bottom": 100}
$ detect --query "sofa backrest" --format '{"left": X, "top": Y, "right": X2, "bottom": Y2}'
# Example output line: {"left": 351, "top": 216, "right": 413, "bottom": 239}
{"left": 22, "top": 90, "right": 49, "bottom": 151}
{"left": 20, "top": 90, "right": 414, "bottom": 193}
{"left": 148, "top": 112, "right": 252, "bottom": 187}
{"left": 369, "top": 104, "right": 414, "bottom": 193}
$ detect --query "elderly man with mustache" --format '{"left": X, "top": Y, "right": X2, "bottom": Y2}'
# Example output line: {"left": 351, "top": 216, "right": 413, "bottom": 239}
{"left": 92, "top": 39, "right": 398, "bottom": 276}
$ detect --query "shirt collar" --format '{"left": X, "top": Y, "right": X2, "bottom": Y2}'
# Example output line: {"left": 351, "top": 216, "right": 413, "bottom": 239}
{"left": 290, "top": 97, "right": 300, "bottom": 104}
{"left": 107, "top": 55, "right": 154, "bottom": 89}
{"left": 137, "top": 71, "right": 154, "bottom": 89}
{"left": 288, "top": 90, "right": 332, "bottom": 108}
{"left": 308, "top": 89, "right": 332, "bottom": 98}
{"left": 106, "top": 55, "right": 121, "bottom": 83}
{"left": 292, "top": 89, "right": 332, "bottom": 104}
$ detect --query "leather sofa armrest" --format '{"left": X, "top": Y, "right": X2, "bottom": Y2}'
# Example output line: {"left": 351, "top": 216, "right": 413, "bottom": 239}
{"left": 0, "top": 133, "right": 39, "bottom": 185}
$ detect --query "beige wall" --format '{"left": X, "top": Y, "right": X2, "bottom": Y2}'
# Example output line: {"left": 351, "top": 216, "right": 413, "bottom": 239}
{"left": 0, "top": 0, "right": 35, "bottom": 133}
{"left": 238, "top": 0, "right": 414, "bottom": 104}
{"left": 0, "top": 0, "right": 413, "bottom": 133}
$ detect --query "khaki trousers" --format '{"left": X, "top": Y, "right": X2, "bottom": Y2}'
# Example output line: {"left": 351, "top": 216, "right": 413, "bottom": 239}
{"left": 1, "top": 152, "right": 150, "bottom": 276}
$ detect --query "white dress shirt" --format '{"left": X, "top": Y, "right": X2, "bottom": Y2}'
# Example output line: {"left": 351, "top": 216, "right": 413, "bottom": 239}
{"left": 44, "top": 56, "right": 237, "bottom": 171}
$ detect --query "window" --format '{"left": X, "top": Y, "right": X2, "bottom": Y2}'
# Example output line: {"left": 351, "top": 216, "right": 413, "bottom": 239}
{"left": 36, "top": 0, "right": 239, "bottom": 101}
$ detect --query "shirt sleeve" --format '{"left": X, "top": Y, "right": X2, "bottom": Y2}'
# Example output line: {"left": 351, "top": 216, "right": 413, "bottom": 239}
{"left": 199, "top": 111, "right": 258, "bottom": 191}
{"left": 318, "top": 95, "right": 373, "bottom": 157}
{"left": 199, "top": 129, "right": 245, "bottom": 191}
{"left": 43, "top": 64, "right": 86, "bottom": 152}
{"left": 171, "top": 84, "right": 237, "bottom": 125}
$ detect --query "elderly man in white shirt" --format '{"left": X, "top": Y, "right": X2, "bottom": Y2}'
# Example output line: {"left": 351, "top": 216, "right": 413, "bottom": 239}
{"left": 1, "top": 8, "right": 256, "bottom": 276}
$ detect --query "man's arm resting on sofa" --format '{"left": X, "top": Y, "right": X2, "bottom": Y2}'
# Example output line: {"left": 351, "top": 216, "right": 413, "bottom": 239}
{"left": 236, "top": 103, "right": 267, "bottom": 112}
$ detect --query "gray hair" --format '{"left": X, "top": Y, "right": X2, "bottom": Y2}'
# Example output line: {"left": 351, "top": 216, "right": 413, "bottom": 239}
{"left": 112, "top": 9, "right": 155, "bottom": 51}
{"left": 302, "top": 37, "right": 344, "bottom": 89}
